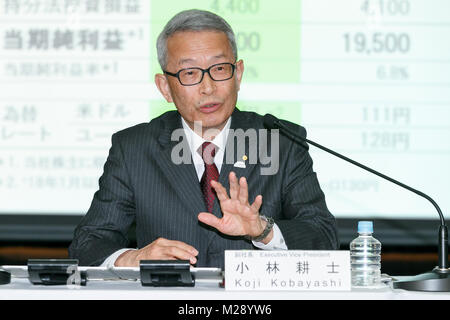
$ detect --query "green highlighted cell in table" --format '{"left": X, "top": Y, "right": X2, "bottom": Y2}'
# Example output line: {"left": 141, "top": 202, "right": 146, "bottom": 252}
{"left": 149, "top": 100, "right": 176, "bottom": 119}
{"left": 149, "top": 1, "right": 301, "bottom": 83}
{"left": 238, "top": 101, "right": 302, "bottom": 125}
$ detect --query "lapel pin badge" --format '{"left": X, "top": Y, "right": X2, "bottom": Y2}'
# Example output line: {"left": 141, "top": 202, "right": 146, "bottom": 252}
{"left": 233, "top": 155, "right": 247, "bottom": 168}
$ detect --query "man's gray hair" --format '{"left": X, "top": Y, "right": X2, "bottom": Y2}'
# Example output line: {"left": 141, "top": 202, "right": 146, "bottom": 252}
{"left": 156, "top": 9, "right": 238, "bottom": 70}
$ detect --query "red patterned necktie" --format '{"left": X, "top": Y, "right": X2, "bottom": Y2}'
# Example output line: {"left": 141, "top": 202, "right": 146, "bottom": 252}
{"left": 199, "top": 142, "right": 219, "bottom": 213}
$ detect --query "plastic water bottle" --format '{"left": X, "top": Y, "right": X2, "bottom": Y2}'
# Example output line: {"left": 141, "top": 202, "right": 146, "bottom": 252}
{"left": 350, "top": 221, "right": 382, "bottom": 288}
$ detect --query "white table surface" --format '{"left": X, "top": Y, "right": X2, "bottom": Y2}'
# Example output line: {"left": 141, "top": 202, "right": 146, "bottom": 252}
{"left": 1, "top": 277, "right": 450, "bottom": 300}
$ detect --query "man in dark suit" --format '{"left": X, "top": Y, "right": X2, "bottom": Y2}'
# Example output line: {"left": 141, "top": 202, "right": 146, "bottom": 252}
{"left": 69, "top": 9, "right": 338, "bottom": 269}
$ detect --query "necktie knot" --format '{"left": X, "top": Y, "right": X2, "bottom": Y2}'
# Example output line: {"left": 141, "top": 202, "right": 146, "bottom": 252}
{"left": 200, "top": 142, "right": 217, "bottom": 165}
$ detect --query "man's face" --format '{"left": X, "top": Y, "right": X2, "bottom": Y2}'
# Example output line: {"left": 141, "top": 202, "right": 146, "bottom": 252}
{"left": 155, "top": 30, "right": 244, "bottom": 135}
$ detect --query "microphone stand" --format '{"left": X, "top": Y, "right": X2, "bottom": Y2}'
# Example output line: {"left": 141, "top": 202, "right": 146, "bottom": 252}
{"left": 266, "top": 114, "right": 450, "bottom": 292}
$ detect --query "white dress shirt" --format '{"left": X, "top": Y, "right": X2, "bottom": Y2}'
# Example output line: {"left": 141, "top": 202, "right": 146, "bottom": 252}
{"left": 101, "top": 116, "right": 287, "bottom": 268}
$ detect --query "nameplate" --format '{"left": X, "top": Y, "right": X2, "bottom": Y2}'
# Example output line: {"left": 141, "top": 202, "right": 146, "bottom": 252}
{"left": 225, "top": 250, "right": 350, "bottom": 291}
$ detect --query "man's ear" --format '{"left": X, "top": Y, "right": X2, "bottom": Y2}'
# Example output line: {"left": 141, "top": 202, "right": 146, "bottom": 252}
{"left": 155, "top": 73, "right": 173, "bottom": 103}
{"left": 235, "top": 59, "right": 244, "bottom": 92}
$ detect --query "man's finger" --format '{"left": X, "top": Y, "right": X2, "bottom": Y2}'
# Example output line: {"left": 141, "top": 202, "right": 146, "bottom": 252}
{"left": 238, "top": 176, "right": 249, "bottom": 205}
{"left": 229, "top": 171, "right": 239, "bottom": 199}
{"left": 211, "top": 180, "right": 229, "bottom": 202}
{"left": 159, "top": 238, "right": 199, "bottom": 256}
{"left": 198, "top": 212, "right": 222, "bottom": 229}
{"left": 251, "top": 194, "right": 263, "bottom": 213}
{"left": 163, "top": 246, "right": 198, "bottom": 264}
{"left": 144, "top": 238, "right": 198, "bottom": 264}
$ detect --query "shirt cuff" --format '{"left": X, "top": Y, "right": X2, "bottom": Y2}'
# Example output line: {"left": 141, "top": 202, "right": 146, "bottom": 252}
{"left": 252, "top": 223, "right": 288, "bottom": 250}
{"left": 100, "top": 248, "right": 136, "bottom": 268}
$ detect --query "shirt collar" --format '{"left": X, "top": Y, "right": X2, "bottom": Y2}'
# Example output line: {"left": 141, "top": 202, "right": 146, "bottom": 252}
{"left": 181, "top": 116, "right": 231, "bottom": 155}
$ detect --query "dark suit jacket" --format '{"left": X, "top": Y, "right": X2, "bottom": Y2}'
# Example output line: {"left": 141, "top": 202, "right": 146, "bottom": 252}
{"left": 69, "top": 109, "right": 339, "bottom": 268}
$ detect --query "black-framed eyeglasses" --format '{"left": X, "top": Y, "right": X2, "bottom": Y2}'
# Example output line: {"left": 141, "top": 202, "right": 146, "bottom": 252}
{"left": 163, "top": 62, "right": 236, "bottom": 86}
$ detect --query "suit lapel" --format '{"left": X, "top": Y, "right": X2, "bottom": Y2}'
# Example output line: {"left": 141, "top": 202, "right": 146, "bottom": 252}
{"left": 155, "top": 112, "right": 206, "bottom": 217}
{"left": 212, "top": 108, "right": 259, "bottom": 216}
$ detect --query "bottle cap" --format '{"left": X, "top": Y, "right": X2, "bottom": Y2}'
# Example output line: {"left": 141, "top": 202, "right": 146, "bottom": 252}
{"left": 358, "top": 221, "right": 373, "bottom": 233}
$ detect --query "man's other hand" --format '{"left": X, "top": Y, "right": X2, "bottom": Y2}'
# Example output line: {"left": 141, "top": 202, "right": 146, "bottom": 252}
{"left": 114, "top": 238, "right": 199, "bottom": 267}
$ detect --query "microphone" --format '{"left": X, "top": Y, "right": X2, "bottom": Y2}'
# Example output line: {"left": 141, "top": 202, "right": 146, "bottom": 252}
{"left": 263, "top": 113, "right": 450, "bottom": 292}
{"left": 0, "top": 269, "right": 10, "bottom": 285}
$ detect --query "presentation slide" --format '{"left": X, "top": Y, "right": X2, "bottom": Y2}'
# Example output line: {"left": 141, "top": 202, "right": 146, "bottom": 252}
{"left": 0, "top": 0, "right": 449, "bottom": 221}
